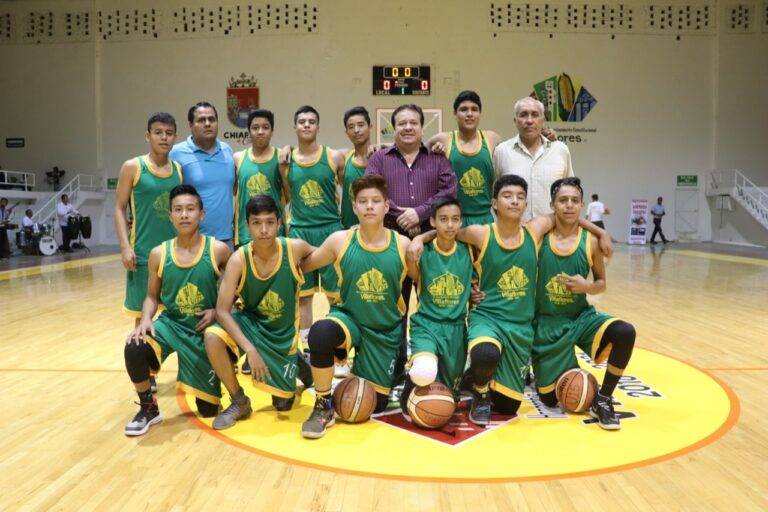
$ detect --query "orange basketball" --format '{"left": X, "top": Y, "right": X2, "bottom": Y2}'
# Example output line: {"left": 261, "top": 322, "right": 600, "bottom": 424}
{"left": 332, "top": 376, "right": 376, "bottom": 423}
{"left": 555, "top": 368, "right": 598, "bottom": 413}
{"left": 406, "top": 382, "right": 455, "bottom": 429}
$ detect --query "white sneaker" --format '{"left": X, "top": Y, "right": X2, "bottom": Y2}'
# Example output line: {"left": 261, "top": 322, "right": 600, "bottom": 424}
{"left": 334, "top": 362, "right": 351, "bottom": 378}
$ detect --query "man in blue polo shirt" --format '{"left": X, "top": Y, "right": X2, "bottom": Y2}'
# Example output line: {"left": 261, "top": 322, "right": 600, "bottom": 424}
{"left": 170, "top": 101, "right": 236, "bottom": 245}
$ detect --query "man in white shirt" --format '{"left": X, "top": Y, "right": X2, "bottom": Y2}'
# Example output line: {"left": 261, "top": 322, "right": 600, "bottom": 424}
{"left": 493, "top": 97, "right": 574, "bottom": 220}
{"left": 21, "top": 209, "right": 34, "bottom": 228}
{"left": 56, "top": 194, "right": 79, "bottom": 252}
{"left": 586, "top": 193, "right": 610, "bottom": 230}
{"left": 650, "top": 196, "right": 669, "bottom": 244}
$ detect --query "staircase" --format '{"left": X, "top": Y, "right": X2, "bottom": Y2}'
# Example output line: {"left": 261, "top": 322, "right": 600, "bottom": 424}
{"left": 708, "top": 169, "right": 768, "bottom": 230}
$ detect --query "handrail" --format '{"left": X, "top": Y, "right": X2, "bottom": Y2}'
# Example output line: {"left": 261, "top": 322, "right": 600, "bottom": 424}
{"left": 709, "top": 169, "right": 768, "bottom": 228}
{"left": 0, "top": 170, "right": 35, "bottom": 191}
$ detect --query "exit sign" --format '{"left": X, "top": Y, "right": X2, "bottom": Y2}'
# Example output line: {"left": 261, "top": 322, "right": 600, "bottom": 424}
{"left": 677, "top": 175, "right": 698, "bottom": 186}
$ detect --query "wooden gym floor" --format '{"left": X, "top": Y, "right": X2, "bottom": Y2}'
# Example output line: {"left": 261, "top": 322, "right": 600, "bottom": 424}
{"left": 1, "top": 242, "right": 766, "bottom": 511}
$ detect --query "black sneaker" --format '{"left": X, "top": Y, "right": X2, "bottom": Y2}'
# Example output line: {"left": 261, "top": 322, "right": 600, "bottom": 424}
{"left": 297, "top": 350, "right": 313, "bottom": 388}
{"left": 301, "top": 395, "right": 335, "bottom": 439}
{"left": 469, "top": 389, "right": 492, "bottom": 426}
{"left": 241, "top": 358, "right": 251, "bottom": 375}
{"left": 272, "top": 395, "right": 296, "bottom": 411}
{"left": 124, "top": 401, "right": 162, "bottom": 436}
{"left": 590, "top": 393, "right": 621, "bottom": 430}
{"left": 149, "top": 375, "right": 158, "bottom": 394}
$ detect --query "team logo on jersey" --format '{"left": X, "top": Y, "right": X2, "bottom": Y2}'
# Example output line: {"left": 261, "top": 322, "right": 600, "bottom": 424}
{"left": 459, "top": 168, "right": 486, "bottom": 197}
{"left": 497, "top": 266, "right": 528, "bottom": 300}
{"left": 545, "top": 275, "right": 575, "bottom": 305}
{"left": 226, "top": 73, "right": 259, "bottom": 128}
{"left": 257, "top": 290, "right": 285, "bottom": 321}
{"left": 427, "top": 272, "right": 465, "bottom": 307}
{"left": 356, "top": 268, "right": 388, "bottom": 303}
{"left": 152, "top": 191, "right": 171, "bottom": 218}
{"left": 175, "top": 283, "right": 205, "bottom": 315}
{"left": 247, "top": 173, "right": 271, "bottom": 196}
{"left": 299, "top": 180, "right": 324, "bottom": 207}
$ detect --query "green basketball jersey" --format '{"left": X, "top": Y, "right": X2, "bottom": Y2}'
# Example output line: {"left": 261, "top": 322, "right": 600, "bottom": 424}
{"left": 237, "top": 237, "right": 303, "bottom": 339}
{"left": 414, "top": 239, "right": 473, "bottom": 323}
{"left": 471, "top": 223, "right": 538, "bottom": 324}
{"left": 341, "top": 152, "right": 366, "bottom": 229}
{"left": 158, "top": 236, "right": 221, "bottom": 330}
{"left": 334, "top": 228, "right": 406, "bottom": 331}
{"left": 445, "top": 130, "right": 494, "bottom": 218}
{"left": 130, "top": 156, "right": 182, "bottom": 264}
{"left": 535, "top": 227, "right": 592, "bottom": 319}
{"left": 234, "top": 147, "right": 283, "bottom": 246}
{"left": 286, "top": 146, "right": 339, "bottom": 228}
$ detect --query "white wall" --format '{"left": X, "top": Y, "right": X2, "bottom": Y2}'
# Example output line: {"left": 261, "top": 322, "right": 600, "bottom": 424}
{"left": 1, "top": 0, "right": 767, "bottom": 244}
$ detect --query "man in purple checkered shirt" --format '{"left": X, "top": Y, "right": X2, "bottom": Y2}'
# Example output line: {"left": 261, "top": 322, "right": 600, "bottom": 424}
{"left": 365, "top": 103, "right": 457, "bottom": 385}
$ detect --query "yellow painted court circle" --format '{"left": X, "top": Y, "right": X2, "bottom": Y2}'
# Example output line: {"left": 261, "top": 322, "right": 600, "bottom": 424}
{"left": 179, "top": 348, "right": 739, "bottom": 482}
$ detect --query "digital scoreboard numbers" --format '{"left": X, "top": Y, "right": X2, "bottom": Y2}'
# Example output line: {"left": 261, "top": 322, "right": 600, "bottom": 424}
{"left": 373, "top": 65, "right": 431, "bottom": 96}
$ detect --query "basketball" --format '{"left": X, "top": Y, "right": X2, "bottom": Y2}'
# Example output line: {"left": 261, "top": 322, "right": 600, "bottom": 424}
{"left": 406, "top": 382, "right": 456, "bottom": 429}
{"left": 555, "top": 368, "right": 599, "bottom": 413}
{"left": 332, "top": 376, "right": 376, "bottom": 423}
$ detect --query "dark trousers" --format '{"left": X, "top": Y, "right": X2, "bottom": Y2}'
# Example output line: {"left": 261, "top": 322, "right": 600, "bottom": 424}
{"left": 60, "top": 224, "right": 72, "bottom": 251}
{"left": 650, "top": 218, "right": 667, "bottom": 243}
{"left": 0, "top": 227, "right": 9, "bottom": 258}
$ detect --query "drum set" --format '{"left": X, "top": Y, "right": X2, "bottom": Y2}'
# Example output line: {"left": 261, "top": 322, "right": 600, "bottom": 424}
{"left": 16, "top": 223, "right": 57, "bottom": 256}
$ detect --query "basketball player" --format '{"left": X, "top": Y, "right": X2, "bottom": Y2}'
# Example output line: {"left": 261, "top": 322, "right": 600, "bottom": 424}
{"left": 280, "top": 105, "right": 346, "bottom": 344}
{"left": 233, "top": 109, "right": 285, "bottom": 248}
{"left": 409, "top": 174, "right": 611, "bottom": 426}
{"left": 340, "top": 106, "right": 372, "bottom": 230}
{"left": 300, "top": 175, "right": 410, "bottom": 439}
{"left": 114, "top": 112, "right": 182, "bottom": 393}
{"left": 203, "top": 195, "right": 315, "bottom": 430}
{"left": 123, "top": 185, "right": 231, "bottom": 436}
{"left": 401, "top": 196, "right": 472, "bottom": 413}
{"left": 533, "top": 177, "right": 636, "bottom": 430}
{"left": 427, "top": 91, "right": 502, "bottom": 226}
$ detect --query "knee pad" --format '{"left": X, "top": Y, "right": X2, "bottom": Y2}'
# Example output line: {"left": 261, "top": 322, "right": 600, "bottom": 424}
{"left": 374, "top": 392, "right": 389, "bottom": 414}
{"left": 470, "top": 342, "right": 501, "bottom": 380}
{"left": 196, "top": 398, "right": 219, "bottom": 418}
{"left": 409, "top": 356, "right": 438, "bottom": 387}
{"left": 538, "top": 390, "right": 558, "bottom": 408}
{"left": 491, "top": 390, "right": 521, "bottom": 415}
{"left": 124, "top": 341, "right": 158, "bottom": 383}
{"left": 605, "top": 320, "right": 636, "bottom": 369}
{"left": 308, "top": 320, "right": 345, "bottom": 368}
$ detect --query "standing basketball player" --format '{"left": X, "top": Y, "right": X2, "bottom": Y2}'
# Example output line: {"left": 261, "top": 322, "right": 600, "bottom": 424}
{"left": 204, "top": 195, "right": 315, "bottom": 430}
{"left": 233, "top": 109, "right": 285, "bottom": 248}
{"left": 340, "top": 106, "right": 373, "bottom": 230}
{"left": 114, "top": 112, "right": 183, "bottom": 322}
{"left": 280, "top": 105, "right": 346, "bottom": 343}
{"left": 427, "top": 91, "right": 502, "bottom": 226}
{"left": 401, "top": 196, "right": 473, "bottom": 411}
{"left": 123, "top": 185, "right": 231, "bottom": 436}
{"left": 300, "top": 175, "right": 410, "bottom": 439}
{"left": 533, "top": 177, "right": 636, "bottom": 430}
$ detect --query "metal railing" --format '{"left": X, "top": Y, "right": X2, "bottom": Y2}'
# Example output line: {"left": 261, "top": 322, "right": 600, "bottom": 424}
{"left": 709, "top": 169, "right": 768, "bottom": 228}
{"left": 32, "top": 174, "right": 104, "bottom": 229}
{"left": 0, "top": 170, "right": 36, "bottom": 191}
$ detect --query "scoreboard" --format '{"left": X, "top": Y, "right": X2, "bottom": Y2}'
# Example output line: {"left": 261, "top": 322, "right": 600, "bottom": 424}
{"left": 372, "top": 65, "right": 431, "bottom": 96}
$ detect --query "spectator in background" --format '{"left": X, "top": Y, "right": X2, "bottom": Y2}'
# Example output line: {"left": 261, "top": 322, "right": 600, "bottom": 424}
{"left": 650, "top": 196, "right": 669, "bottom": 244}
{"left": 586, "top": 193, "right": 610, "bottom": 230}
{"left": 56, "top": 194, "right": 79, "bottom": 252}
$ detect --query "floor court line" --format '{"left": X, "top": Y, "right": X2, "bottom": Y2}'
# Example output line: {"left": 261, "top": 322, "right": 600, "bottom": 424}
{"left": 0, "top": 253, "right": 120, "bottom": 280}
{"left": 667, "top": 249, "right": 768, "bottom": 267}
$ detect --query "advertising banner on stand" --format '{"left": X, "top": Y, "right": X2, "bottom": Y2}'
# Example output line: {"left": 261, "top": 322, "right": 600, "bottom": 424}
{"left": 629, "top": 199, "right": 649, "bottom": 245}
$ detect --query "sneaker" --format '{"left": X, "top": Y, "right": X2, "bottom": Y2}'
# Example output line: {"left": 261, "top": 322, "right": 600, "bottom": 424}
{"left": 272, "top": 395, "right": 296, "bottom": 411}
{"left": 590, "top": 393, "right": 621, "bottom": 430}
{"left": 301, "top": 396, "right": 335, "bottom": 439}
{"left": 297, "top": 350, "right": 313, "bottom": 388}
{"left": 334, "top": 362, "right": 351, "bottom": 378}
{"left": 469, "top": 389, "right": 492, "bottom": 426}
{"left": 125, "top": 401, "right": 162, "bottom": 436}
{"left": 212, "top": 393, "right": 252, "bottom": 430}
{"left": 241, "top": 358, "right": 251, "bottom": 375}
{"left": 149, "top": 376, "right": 158, "bottom": 394}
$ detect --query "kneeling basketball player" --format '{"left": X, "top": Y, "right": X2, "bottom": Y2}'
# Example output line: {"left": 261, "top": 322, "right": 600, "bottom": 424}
{"left": 401, "top": 196, "right": 473, "bottom": 413}
{"left": 300, "top": 175, "right": 411, "bottom": 439}
{"left": 532, "top": 177, "right": 636, "bottom": 430}
{"left": 203, "top": 195, "right": 315, "bottom": 430}
{"left": 123, "top": 185, "right": 231, "bottom": 436}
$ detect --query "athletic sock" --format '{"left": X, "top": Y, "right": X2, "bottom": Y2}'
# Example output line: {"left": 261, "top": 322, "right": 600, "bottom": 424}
{"left": 600, "top": 371, "right": 621, "bottom": 397}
